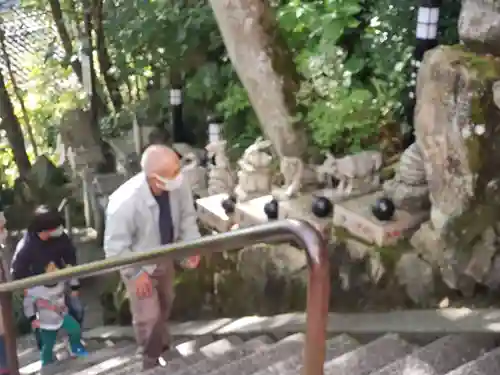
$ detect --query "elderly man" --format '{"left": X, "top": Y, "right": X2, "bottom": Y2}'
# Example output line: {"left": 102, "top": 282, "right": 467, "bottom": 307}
{"left": 104, "top": 145, "right": 200, "bottom": 370}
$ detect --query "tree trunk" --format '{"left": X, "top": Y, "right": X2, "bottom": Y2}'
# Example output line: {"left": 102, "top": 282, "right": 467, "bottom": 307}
{"left": 0, "top": 70, "right": 31, "bottom": 178}
{"left": 0, "top": 27, "right": 38, "bottom": 157}
{"left": 208, "top": 0, "right": 309, "bottom": 159}
{"left": 82, "top": 0, "right": 104, "bottom": 148}
{"left": 48, "top": 0, "right": 108, "bottom": 117}
{"left": 92, "top": 0, "right": 123, "bottom": 112}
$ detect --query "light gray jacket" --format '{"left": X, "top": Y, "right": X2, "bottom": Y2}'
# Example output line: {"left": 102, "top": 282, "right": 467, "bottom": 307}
{"left": 24, "top": 283, "right": 67, "bottom": 330}
{"left": 103, "top": 172, "right": 200, "bottom": 280}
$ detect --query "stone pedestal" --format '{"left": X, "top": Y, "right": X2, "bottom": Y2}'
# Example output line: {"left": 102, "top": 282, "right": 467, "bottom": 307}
{"left": 333, "top": 192, "right": 429, "bottom": 246}
{"left": 196, "top": 194, "right": 233, "bottom": 232}
{"left": 234, "top": 191, "right": 332, "bottom": 229}
{"left": 234, "top": 195, "right": 272, "bottom": 228}
{"left": 279, "top": 193, "right": 332, "bottom": 228}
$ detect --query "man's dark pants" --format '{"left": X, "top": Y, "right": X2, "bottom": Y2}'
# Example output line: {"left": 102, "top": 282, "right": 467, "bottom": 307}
{"left": 34, "top": 294, "right": 84, "bottom": 350}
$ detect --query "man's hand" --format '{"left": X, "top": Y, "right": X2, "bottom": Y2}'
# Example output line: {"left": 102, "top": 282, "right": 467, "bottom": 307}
{"left": 181, "top": 255, "right": 200, "bottom": 269}
{"left": 135, "top": 272, "right": 152, "bottom": 298}
{"left": 71, "top": 290, "right": 79, "bottom": 297}
{"left": 31, "top": 319, "right": 40, "bottom": 329}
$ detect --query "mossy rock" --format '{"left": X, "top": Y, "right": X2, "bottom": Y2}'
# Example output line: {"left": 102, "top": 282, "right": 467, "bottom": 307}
{"left": 415, "top": 45, "right": 500, "bottom": 250}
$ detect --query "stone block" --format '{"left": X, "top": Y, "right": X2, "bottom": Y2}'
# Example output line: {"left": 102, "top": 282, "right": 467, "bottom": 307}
{"left": 234, "top": 192, "right": 333, "bottom": 229}
{"left": 234, "top": 195, "right": 272, "bottom": 228}
{"left": 196, "top": 194, "right": 233, "bottom": 232}
{"left": 333, "top": 192, "right": 429, "bottom": 246}
{"left": 279, "top": 192, "right": 332, "bottom": 229}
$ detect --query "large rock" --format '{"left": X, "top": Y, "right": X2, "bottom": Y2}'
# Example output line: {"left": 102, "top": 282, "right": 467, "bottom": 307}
{"left": 395, "top": 253, "right": 434, "bottom": 305}
{"left": 414, "top": 46, "right": 500, "bottom": 247}
{"left": 459, "top": 0, "right": 500, "bottom": 56}
{"left": 236, "top": 244, "right": 308, "bottom": 312}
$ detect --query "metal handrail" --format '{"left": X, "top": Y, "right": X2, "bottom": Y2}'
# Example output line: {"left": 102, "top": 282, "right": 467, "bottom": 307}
{"left": 0, "top": 219, "right": 330, "bottom": 375}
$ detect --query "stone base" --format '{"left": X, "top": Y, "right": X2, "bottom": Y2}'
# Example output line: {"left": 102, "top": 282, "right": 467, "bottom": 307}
{"left": 279, "top": 192, "right": 332, "bottom": 228}
{"left": 333, "top": 191, "right": 429, "bottom": 246}
{"left": 196, "top": 193, "right": 233, "bottom": 232}
{"left": 235, "top": 191, "right": 333, "bottom": 229}
{"left": 234, "top": 195, "right": 273, "bottom": 228}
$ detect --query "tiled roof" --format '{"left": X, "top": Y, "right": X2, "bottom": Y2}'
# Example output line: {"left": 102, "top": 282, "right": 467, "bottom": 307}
{"left": 0, "top": 5, "right": 62, "bottom": 85}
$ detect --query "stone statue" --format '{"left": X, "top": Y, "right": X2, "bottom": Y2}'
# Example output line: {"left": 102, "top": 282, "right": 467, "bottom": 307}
{"left": 383, "top": 142, "right": 430, "bottom": 213}
{"left": 205, "top": 140, "right": 234, "bottom": 195}
{"left": 316, "top": 151, "right": 382, "bottom": 196}
{"left": 234, "top": 137, "right": 273, "bottom": 202}
{"left": 273, "top": 156, "right": 304, "bottom": 200}
{"left": 181, "top": 152, "right": 208, "bottom": 197}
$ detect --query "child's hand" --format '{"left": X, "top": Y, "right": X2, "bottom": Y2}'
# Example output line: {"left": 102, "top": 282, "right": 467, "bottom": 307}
{"left": 31, "top": 320, "right": 40, "bottom": 329}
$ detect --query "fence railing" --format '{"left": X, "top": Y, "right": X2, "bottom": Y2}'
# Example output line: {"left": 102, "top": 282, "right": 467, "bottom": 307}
{"left": 0, "top": 219, "right": 330, "bottom": 375}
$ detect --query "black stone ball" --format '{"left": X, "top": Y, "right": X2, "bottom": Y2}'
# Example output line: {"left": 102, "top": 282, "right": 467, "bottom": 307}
{"left": 371, "top": 197, "right": 396, "bottom": 221}
{"left": 264, "top": 199, "right": 279, "bottom": 220}
{"left": 311, "top": 196, "right": 333, "bottom": 218}
{"left": 221, "top": 196, "right": 236, "bottom": 214}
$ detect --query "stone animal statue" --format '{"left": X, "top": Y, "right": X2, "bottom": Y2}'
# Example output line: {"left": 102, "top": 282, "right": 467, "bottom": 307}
{"left": 181, "top": 152, "right": 200, "bottom": 169}
{"left": 317, "top": 151, "right": 383, "bottom": 195}
{"left": 205, "top": 141, "right": 234, "bottom": 195}
{"left": 181, "top": 152, "right": 207, "bottom": 195}
{"left": 277, "top": 156, "right": 304, "bottom": 199}
{"left": 206, "top": 140, "right": 230, "bottom": 169}
{"left": 239, "top": 137, "right": 273, "bottom": 171}
{"left": 234, "top": 137, "right": 274, "bottom": 201}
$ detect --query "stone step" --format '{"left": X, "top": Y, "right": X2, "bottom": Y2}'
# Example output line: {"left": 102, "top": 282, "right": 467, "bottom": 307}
{"left": 199, "top": 336, "right": 244, "bottom": 357}
{"left": 372, "top": 334, "right": 497, "bottom": 375}
{"left": 69, "top": 345, "right": 140, "bottom": 375}
{"left": 104, "top": 336, "right": 216, "bottom": 375}
{"left": 324, "top": 333, "right": 415, "bottom": 375}
{"left": 444, "top": 346, "right": 500, "bottom": 375}
{"left": 40, "top": 343, "right": 134, "bottom": 375}
{"left": 19, "top": 339, "right": 119, "bottom": 374}
{"left": 202, "top": 333, "right": 306, "bottom": 375}
{"left": 170, "top": 335, "right": 275, "bottom": 375}
{"left": 250, "top": 334, "right": 360, "bottom": 375}
{"left": 156, "top": 337, "right": 236, "bottom": 374}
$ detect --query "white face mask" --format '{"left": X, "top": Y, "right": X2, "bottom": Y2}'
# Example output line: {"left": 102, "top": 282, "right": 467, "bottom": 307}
{"left": 154, "top": 173, "right": 183, "bottom": 191}
{"left": 48, "top": 225, "right": 65, "bottom": 238}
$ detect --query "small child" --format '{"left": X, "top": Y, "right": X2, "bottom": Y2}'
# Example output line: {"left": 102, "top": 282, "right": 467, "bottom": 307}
{"left": 24, "top": 262, "right": 87, "bottom": 366}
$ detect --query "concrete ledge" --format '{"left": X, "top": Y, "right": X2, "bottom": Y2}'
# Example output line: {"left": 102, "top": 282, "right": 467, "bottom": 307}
{"left": 83, "top": 308, "right": 500, "bottom": 341}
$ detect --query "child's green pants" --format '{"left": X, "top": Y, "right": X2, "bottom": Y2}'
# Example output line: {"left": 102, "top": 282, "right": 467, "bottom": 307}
{"left": 39, "top": 314, "right": 81, "bottom": 366}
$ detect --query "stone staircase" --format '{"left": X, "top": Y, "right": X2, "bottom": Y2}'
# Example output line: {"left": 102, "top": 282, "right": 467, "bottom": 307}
{"left": 15, "top": 324, "right": 500, "bottom": 375}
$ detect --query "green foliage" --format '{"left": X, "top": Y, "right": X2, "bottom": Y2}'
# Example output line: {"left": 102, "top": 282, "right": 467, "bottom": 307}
{"left": 6, "top": 0, "right": 461, "bottom": 178}
{"left": 275, "top": 0, "right": 461, "bottom": 152}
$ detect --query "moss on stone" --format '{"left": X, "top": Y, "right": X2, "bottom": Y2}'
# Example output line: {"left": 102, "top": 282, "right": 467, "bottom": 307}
{"left": 333, "top": 225, "right": 410, "bottom": 269}
{"left": 444, "top": 46, "right": 500, "bottom": 175}
{"left": 333, "top": 225, "right": 372, "bottom": 246}
{"left": 432, "top": 46, "right": 500, "bottom": 248}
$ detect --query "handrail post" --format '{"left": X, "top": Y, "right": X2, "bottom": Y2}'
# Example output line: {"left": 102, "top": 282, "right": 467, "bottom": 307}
{"left": 301, "top": 223, "right": 330, "bottom": 375}
{"left": 0, "top": 254, "right": 19, "bottom": 375}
